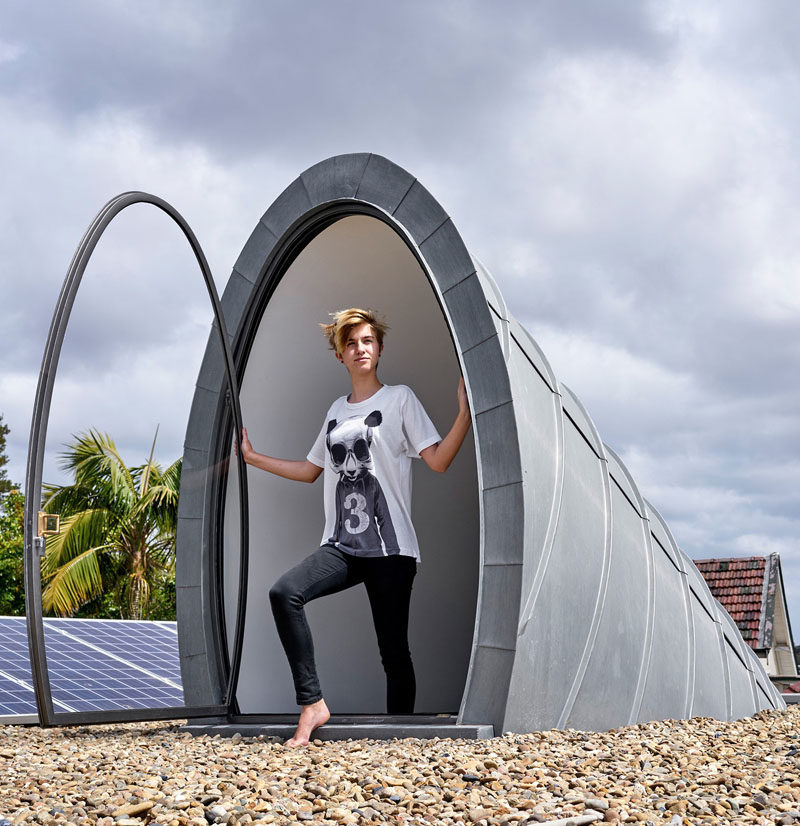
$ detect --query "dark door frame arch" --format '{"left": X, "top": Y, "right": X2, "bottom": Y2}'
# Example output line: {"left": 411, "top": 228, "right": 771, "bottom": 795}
{"left": 23, "top": 192, "right": 248, "bottom": 725}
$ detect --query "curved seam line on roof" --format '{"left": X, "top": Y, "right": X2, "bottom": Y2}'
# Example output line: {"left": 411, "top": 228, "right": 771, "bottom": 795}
{"left": 461, "top": 330, "right": 499, "bottom": 355}
{"left": 476, "top": 644, "right": 516, "bottom": 652}
{"left": 442, "top": 270, "right": 479, "bottom": 295}
{"left": 483, "top": 562, "right": 523, "bottom": 567}
{"left": 418, "top": 215, "right": 451, "bottom": 246}
{"left": 482, "top": 480, "right": 523, "bottom": 492}
{"left": 475, "top": 399, "right": 514, "bottom": 417}
{"left": 391, "top": 178, "right": 419, "bottom": 217}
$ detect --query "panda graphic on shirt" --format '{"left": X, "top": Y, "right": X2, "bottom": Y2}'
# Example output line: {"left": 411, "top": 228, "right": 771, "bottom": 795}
{"left": 324, "top": 410, "right": 400, "bottom": 555}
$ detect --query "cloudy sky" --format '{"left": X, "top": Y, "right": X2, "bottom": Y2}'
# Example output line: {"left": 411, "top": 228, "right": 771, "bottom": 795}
{"left": 2, "top": 1, "right": 799, "bottom": 631}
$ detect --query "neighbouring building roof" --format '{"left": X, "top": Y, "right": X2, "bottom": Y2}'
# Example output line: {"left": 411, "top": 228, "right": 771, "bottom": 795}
{"left": 694, "top": 555, "right": 772, "bottom": 650}
{"left": 695, "top": 553, "right": 797, "bottom": 678}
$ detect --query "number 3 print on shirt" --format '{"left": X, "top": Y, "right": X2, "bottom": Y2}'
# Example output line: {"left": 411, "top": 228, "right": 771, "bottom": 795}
{"left": 343, "top": 491, "right": 369, "bottom": 534}
{"left": 325, "top": 411, "right": 400, "bottom": 554}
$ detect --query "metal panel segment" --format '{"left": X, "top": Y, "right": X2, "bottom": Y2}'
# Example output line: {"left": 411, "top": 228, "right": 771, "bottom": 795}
{"left": 603, "top": 447, "right": 656, "bottom": 723}
{"left": 301, "top": 153, "right": 371, "bottom": 204}
{"left": 636, "top": 547, "right": 691, "bottom": 721}
{"left": 689, "top": 597, "right": 727, "bottom": 718}
{"left": 555, "top": 387, "right": 613, "bottom": 729}
{"left": 567, "top": 454, "right": 652, "bottom": 730}
{"left": 505, "top": 384, "right": 607, "bottom": 730}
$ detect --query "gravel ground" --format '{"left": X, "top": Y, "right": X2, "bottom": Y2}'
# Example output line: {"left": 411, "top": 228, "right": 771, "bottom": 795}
{"left": 2, "top": 704, "right": 800, "bottom": 826}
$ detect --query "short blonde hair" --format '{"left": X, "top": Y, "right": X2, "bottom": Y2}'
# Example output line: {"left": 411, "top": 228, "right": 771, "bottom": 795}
{"left": 320, "top": 308, "right": 389, "bottom": 355}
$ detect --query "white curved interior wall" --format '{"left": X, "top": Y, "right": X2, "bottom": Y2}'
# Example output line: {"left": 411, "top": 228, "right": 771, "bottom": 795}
{"left": 223, "top": 215, "right": 479, "bottom": 713}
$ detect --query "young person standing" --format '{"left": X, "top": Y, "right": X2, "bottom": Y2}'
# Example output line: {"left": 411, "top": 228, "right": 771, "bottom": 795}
{"left": 239, "top": 308, "right": 470, "bottom": 746}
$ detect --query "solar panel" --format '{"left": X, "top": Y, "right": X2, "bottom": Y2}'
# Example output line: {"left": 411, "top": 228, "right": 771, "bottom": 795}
{"left": 0, "top": 617, "right": 184, "bottom": 718}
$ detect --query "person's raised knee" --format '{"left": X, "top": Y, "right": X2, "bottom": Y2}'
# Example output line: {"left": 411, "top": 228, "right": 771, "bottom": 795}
{"left": 269, "top": 578, "right": 302, "bottom": 610}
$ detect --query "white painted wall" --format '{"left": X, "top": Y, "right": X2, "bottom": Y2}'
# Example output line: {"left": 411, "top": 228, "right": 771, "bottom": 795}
{"left": 223, "top": 215, "right": 480, "bottom": 713}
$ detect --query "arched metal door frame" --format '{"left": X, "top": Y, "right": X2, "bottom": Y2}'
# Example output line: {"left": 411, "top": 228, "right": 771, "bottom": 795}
{"left": 177, "top": 152, "right": 523, "bottom": 732}
{"left": 23, "top": 192, "right": 248, "bottom": 725}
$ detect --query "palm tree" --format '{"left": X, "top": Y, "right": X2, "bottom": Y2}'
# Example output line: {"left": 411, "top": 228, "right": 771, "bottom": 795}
{"left": 41, "top": 429, "right": 181, "bottom": 619}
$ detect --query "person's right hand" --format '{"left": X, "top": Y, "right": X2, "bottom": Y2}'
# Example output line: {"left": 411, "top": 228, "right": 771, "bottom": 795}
{"left": 237, "top": 427, "right": 253, "bottom": 463}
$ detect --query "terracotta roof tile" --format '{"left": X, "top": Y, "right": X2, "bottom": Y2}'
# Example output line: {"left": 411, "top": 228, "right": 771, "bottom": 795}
{"left": 694, "top": 556, "right": 766, "bottom": 649}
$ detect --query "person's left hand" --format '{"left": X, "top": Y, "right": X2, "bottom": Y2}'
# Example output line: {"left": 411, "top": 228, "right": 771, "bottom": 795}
{"left": 457, "top": 376, "right": 469, "bottom": 415}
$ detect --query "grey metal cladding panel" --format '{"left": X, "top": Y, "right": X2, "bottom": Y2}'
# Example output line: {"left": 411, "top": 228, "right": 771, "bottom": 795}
{"left": 392, "top": 179, "right": 448, "bottom": 243}
{"left": 689, "top": 600, "right": 727, "bottom": 719}
{"left": 513, "top": 420, "right": 608, "bottom": 728}
{"left": 567, "top": 484, "right": 650, "bottom": 729}
{"left": 462, "top": 337, "right": 513, "bottom": 416}
{"left": 725, "top": 638, "right": 759, "bottom": 719}
{"left": 460, "top": 645, "right": 515, "bottom": 731}
{"left": 233, "top": 220, "right": 279, "bottom": 284}
{"left": 301, "top": 153, "right": 371, "bottom": 205}
{"left": 220, "top": 269, "right": 258, "bottom": 330}
{"left": 685, "top": 559, "right": 721, "bottom": 623}
{"left": 182, "top": 445, "right": 211, "bottom": 475}
{"left": 482, "top": 483, "right": 525, "bottom": 566}
{"left": 176, "top": 515, "right": 203, "bottom": 589}
{"left": 355, "top": 154, "right": 415, "bottom": 213}
{"left": 184, "top": 385, "right": 222, "bottom": 453}
{"left": 604, "top": 445, "right": 645, "bottom": 519}
{"left": 196, "top": 329, "right": 223, "bottom": 394}
{"left": 764, "top": 670, "right": 785, "bottom": 709}
{"left": 508, "top": 318, "right": 558, "bottom": 394}
{"left": 177, "top": 586, "right": 206, "bottom": 658}
{"left": 559, "top": 384, "right": 605, "bottom": 460}
{"left": 505, "top": 341, "right": 561, "bottom": 598}
{"left": 644, "top": 501, "right": 686, "bottom": 573}
{"left": 177, "top": 448, "right": 209, "bottom": 520}
{"left": 512, "top": 324, "right": 558, "bottom": 396}
{"left": 474, "top": 263, "right": 505, "bottom": 320}
{"left": 755, "top": 682, "right": 772, "bottom": 710}
{"left": 476, "top": 565, "right": 523, "bottom": 650}
{"left": 419, "top": 220, "right": 476, "bottom": 292}
{"left": 181, "top": 653, "right": 219, "bottom": 707}
{"left": 474, "top": 403, "right": 522, "bottom": 490}
{"left": 474, "top": 259, "right": 510, "bottom": 320}
{"left": 718, "top": 607, "right": 755, "bottom": 676}
{"left": 260, "top": 176, "right": 313, "bottom": 240}
{"left": 444, "top": 275, "right": 497, "bottom": 352}
{"left": 503, "top": 636, "right": 548, "bottom": 732}
{"left": 638, "top": 549, "right": 691, "bottom": 722}
{"left": 746, "top": 645, "right": 778, "bottom": 708}
{"left": 196, "top": 325, "right": 236, "bottom": 395}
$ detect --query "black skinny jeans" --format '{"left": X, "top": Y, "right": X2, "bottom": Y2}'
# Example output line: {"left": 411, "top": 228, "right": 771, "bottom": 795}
{"left": 269, "top": 544, "right": 417, "bottom": 712}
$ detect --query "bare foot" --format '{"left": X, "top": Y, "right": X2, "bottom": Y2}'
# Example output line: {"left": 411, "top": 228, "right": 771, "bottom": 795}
{"left": 285, "top": 698, "right": 330, "bottom": 747}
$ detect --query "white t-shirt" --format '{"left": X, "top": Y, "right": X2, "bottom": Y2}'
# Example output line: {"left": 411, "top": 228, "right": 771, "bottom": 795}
{"left": 307, "top": 384, "right": 441, "bottom": 560}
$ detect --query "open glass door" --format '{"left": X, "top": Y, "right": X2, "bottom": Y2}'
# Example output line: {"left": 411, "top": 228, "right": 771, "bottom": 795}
{"left": 20, "top": 193, "right": 248, "bottom": 726}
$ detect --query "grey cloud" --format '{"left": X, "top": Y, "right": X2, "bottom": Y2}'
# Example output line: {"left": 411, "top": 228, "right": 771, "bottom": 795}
{"left": 0, "top": 0, "right": 672, "bottom": 165}
{"left": 2, "top": 0, "right": 799, "bottom": 625}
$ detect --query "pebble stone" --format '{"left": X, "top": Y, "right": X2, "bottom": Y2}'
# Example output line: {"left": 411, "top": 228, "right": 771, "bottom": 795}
{"left": 2, "top": 705, "right": 800, "bottom": 825}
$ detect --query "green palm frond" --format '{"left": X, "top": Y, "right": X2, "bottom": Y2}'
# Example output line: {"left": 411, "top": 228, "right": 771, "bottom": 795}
{"left": 158, "top": 457, "right": 182, "bottom": 492}
{"left": 40, "top": 510, "right": 114, "bottom": 577}
{"left": 42, "top": 482, "right": 96, "bottom": 516}
{"left": 43, "top": 430, "right": 180, "bottom": 619}
{"left": 138, "top": 426, "right": 160, "bottom": 497}
{"left": 64, "top": 431, "right": 136, "bottom": 506}
{"left": 141, "top": 538, "right": 175, "bottom": 570}
{"left": 42, "top": 545, "right": 105, "bottom": 616}
{"left": 133, "top": 484, "right": 178, "bottom": 530}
